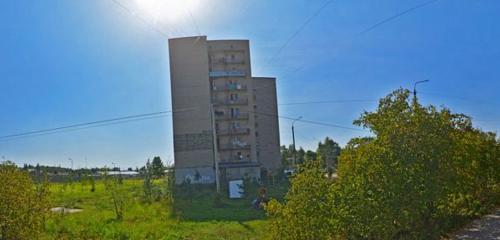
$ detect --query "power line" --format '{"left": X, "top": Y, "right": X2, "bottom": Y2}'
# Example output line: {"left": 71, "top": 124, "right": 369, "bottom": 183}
{"left": 420, "top": 92, "right": 500, "bottom": 105}
{"left": 265, "top": 0, "right": 335, "bottom": 65}
{"left": 109, "top": 0, "right": 170, "bottom": 38}
{"left": 186, "top": 9, "right": 201, "bottom": 36}
{"left": 272, "top": 0, "right": 442, "bottom": 81}
{"left": 0, "top": 114, "right": 170, "bottom": 142}
{"left": 251, "top": 110, "right": 368, "bottom": 132}
{"left": 279, "top": 99, "right": 377, "bottom": 106}
{"left": 355, "top": 0, "right": 440, "bottom": 36}
{"left": 1, "top": 102, "right": 369, "bottom": 142}
{"left": 0, "top": 111, "right": 172, "bottom": 140}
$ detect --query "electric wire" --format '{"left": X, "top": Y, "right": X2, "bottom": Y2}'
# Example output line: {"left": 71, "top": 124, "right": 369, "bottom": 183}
{"left": 265, "top": 0, "right": 335, "bottom": 66}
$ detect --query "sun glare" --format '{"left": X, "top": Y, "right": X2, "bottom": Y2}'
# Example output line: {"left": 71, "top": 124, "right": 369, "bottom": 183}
{"left": 135, "top": 0, "right": 199, "bottom": 23}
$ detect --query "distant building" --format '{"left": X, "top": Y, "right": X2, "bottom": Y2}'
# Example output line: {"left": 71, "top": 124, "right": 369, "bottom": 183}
{"left": 169, "top": 36, "right": 281, "bottom": 184}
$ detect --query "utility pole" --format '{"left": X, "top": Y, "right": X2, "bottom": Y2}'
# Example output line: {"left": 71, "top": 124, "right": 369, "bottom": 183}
{"left": 210, "top": 103, "right": 221, "bottom": 193}
{"left": 413, "top": 79, "right": 429, "bottom": 101}
{"left": 69, "top": 158, "right": 73, "bottom": 170}
{"left": 291, "top": 116, "right": 302, "bottom": 168}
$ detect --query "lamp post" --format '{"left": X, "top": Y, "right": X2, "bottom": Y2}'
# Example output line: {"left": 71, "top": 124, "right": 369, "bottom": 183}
{"left": 413, "top": 79, "right": 430, "bottom": 100}
{"left": 292, "top": 116, "right": 302, "bottom": 168}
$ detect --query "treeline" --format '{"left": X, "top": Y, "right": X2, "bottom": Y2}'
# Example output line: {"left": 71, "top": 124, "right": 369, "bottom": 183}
{"left": 266, "top": 89, "right": 500, "bottom": 239}
{"left": 281, "top": 137, "right": 341, "bottom": 170}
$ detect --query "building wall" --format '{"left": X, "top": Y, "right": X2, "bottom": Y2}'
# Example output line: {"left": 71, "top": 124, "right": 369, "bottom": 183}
{"left": 169, "top": 36, "right": 215, "bottom": 183}
{"left": 169, "top": 36, "right": 281, "bottom": 183}
{"left": 253, "top": 77, "right": 282, "bottom": 171}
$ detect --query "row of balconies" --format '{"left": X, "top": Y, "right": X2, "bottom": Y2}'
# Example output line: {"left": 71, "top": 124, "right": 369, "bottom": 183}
{"left": 209, "top": 70, "right": 246, "bottom": 77}
{"left": 213, "top": 98, "right": 248, "bottom": 106}
{"left": 214, "top": 111, "right": 249, "bottom": 120}
{"left": 216, "top": 127, "right": 250, "bottom": 136}
{"left": 219, "top": 142, "right": 251, "bottom": 151}
{"left": 221, "top": 155, "right": 251, "bottom": 162}
{"left": 212, "top": 83, "right": 247, "bottom": 92}
{"left": 212, "top": 58, "right": 246, "bottom": 65}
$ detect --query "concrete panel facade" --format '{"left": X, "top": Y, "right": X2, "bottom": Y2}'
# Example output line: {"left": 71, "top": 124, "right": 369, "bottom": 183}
{"left": 169, "top": 36, "right": 281, "bottom": 184}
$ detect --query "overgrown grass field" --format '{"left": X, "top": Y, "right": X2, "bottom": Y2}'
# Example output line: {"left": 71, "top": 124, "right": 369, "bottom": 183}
{"left": 43, "top": 178, "right": 286, "bottom": 239}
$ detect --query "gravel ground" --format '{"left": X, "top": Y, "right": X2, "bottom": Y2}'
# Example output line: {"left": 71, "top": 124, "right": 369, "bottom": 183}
{"left": 450, "top": 208, "right": 500, "bottom": 240}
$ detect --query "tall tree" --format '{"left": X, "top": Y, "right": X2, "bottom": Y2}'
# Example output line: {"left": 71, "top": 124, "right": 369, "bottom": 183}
{"left": 151, "top": 156, "right": 164, "bottom": 179}
{"left": 267, "top": 88, "right": 500, "bottom": 239}
{"left": 316, "top": 137, "right": 341, "bottom": 169}
{"left": 304, "top": 150, "right": 317, "bottom": 162}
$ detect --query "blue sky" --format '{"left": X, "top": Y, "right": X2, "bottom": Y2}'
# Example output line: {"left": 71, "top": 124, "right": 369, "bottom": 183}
{"left": 1, "top": 0, "right": 499, "bottom": 169}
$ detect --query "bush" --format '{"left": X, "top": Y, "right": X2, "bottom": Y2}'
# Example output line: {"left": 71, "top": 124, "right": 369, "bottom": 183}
{"left": 266, "top": 89, "right": 500, "bottom": 239}
{"left": 0, "top": 162, "right": 51, "bottom": 239}
{"left": 266, "top": 161, "right": 335, "bottom": 240}
{"left": 104, "top": 173, "right": 125, "bottom": 220}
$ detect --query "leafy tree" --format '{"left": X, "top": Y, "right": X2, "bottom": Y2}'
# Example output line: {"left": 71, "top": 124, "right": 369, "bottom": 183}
{"left": 296, "top": 147, "right": 306, "bottom": 165}
{"left": 280, "top": 145, "right": 293, "bottom": 167}
{"left": 266, "top": 160, "right": 335, "bottom": 240}
{"left": 143, "top": 160, "right": 153, "bottom": 202}
{"left": 281, "top": 145, "right": 306, "bottom": 167}
{"left": 151, "top": 156, "right": 165, "bottom": 179}
{"left": 104, "top": 172, "right": 125, "bottom": 220}
{"left": 0, "top": 163, "right": 50, "bottom": 239}
{"left": 316, "top": 137, "right": 341, "bottom": 170}
{"left": 304, "top": 150, "right": 317, "bottom": 162}
{"left": 267, "top": 88, "right": 500, "bottom": 239}
{"left": 90, "top": 175, "right": 96, "bottom": 192}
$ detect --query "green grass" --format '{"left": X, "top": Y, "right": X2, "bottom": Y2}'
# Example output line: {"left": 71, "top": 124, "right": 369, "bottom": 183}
{"left": 42, "top": 178, "right": 287, "bottom": 239}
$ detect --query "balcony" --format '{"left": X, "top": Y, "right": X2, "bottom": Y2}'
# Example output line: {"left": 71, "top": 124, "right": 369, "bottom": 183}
{"left": 219, "top": 143, "right": 251, "bottom": 151}
{"left": 213, "top": 58, "right": 246, "bottom": 65}
{"left": 214, "top": 98, "right": 249, "bottom": 106}
{"left": 219, "top": 161, "right": 260, "bottom": 169}
{"left": 214, "top": 112, "right": 249, "bottom": 120}
{"left": 217, "top": 127, "right": 250, "bottom": 136}
{"left": 209, "top": 70, "right": 246, "bottom": 77}
{"left": 221, "top": 155, "right": 251, "bottom": 162}
{"left": 212, "top": 84, "right": 247, "bottom": 92}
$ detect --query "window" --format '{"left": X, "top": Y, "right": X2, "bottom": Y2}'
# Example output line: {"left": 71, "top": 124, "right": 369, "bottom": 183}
{"left": 255, "top": 131, "right": 259, "bottom": 137}
{"left": 231, "top": 54, "right": 235, "bottom": 60}
{"left": 231, "top": 108, "right": 240, "bottom": 117}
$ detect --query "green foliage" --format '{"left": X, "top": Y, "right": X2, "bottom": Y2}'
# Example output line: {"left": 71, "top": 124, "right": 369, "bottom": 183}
{"left": 0, "top": 163, "right": 51, "bottom": 239}
{"left": 151, "top": 156, "right": 165, "bottom": 179}
{"left": 304, "top": 150, "right": 317, "bottom": 162}
{"left": 44, "top": 179, "right": 283, "bottom": 239}
{"left": 104, "top": 173, "right": 126, "bottom": 221}
{"left": 142, "top": 159, "right": 165, "bottom": 203}
{"left": 267, "top": 88, "right": 500, "bottom": 239}
{"left": 281, "top": 145, "right": 307, "bottom": 166}
{"left": 316, "top": 137, "right": 341, "bottom": 170}
{"left": 266, "top": 160, "right": 335, "bottom": 240}
{"left": 90, "top": 175, "right": 96, "bottom": 192}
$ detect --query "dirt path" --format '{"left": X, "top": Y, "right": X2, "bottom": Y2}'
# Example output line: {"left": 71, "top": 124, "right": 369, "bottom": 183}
{"left": 450, "top": 208, "right": 500, "bottom": 239}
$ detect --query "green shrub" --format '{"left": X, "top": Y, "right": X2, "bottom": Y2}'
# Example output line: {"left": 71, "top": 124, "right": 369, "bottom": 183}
{"left": 267, "top": 89, "right": 500, "bottom": 239}
{"left": 0, "top": 162, "right": 51, "bottom": 239}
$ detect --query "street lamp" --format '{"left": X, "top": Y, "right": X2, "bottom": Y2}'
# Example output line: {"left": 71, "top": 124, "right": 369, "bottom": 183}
{"left": 413, "top": 79, "right": 430, "bottom": 100}
{"left": 292, "top": 116, "right": 303, "bottom": 167}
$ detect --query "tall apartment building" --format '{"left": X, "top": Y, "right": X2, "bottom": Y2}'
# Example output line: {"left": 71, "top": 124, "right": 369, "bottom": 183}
{"left": 169, "top": 36, "right": 281, "bottom": 184}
